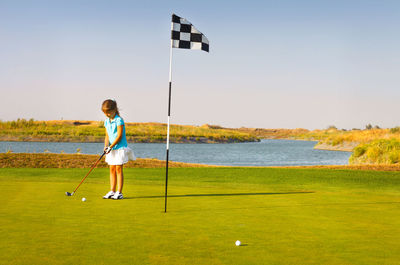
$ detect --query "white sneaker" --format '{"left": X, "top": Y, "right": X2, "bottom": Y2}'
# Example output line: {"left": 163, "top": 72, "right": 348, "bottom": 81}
{"left": 103, "top": 191, "right": 115, "bottom": 199}
{"left": 112, "top": 192, "right": 123, "bottom": 200}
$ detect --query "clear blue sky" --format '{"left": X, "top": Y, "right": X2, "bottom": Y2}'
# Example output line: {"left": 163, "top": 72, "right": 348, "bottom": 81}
{"left": 1, "top": 0, "right": 399, "bottom": 129}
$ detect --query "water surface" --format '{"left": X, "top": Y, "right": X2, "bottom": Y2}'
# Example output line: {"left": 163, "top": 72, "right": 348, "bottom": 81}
{"left": 0, "top": 139, "right": 351, "bottom": 166}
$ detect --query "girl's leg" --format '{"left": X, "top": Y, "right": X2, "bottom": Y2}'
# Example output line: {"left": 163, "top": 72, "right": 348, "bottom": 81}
{"left": 116, "top": 165, "right": 124, "bottom": 193}
{"left": 110, "top": 165, "right": 117, "bottom": 192}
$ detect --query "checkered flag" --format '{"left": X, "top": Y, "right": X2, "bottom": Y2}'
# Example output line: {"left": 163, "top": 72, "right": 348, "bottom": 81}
{"left": 171, "top": 14, "right": 209, "bottom": 52}
{"left": 165, "top": 14, "right": 209, "bottom": 212}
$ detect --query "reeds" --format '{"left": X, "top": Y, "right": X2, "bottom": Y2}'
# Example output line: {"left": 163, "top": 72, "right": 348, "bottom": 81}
{"left": 0, "top": 119, "right": 259, "bottom": 143}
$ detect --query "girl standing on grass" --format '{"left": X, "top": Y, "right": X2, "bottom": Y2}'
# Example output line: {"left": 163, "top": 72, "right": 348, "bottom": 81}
{"left": 102, "top": 99, "right": 136, "bottom": 200}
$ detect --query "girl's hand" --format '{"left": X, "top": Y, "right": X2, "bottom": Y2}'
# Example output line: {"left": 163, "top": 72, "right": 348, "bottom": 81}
{"left": 104, "top": 146, "right": 112, "bottom": 154}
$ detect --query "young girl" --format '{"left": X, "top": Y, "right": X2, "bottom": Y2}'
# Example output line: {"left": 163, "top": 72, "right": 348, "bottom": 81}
{"left": 101, "top": 99, "right": 136, "bottom": 200}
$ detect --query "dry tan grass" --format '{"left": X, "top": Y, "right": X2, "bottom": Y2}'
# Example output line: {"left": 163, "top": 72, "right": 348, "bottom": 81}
{"left": 236, "top": 128, "right": 310, "bottom": 139}
{"left": 2, "top": 153, "right": 399, "bottom": 171}
{"left": 0, "top": 153, "right": 213, "bottom": 168}
{"left": 0, "top": 153, "right": 400, "bottom": 171}
{"left": 43, "top": 120, "right": 99, "bottom": 126}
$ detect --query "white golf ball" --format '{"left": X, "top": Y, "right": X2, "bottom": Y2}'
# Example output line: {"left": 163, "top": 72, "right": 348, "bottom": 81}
{"left": 82, "top": 197, "right": 86, "bottom": 202}
{"left": 235, "top": 240, "right": 241, "bottom": 246}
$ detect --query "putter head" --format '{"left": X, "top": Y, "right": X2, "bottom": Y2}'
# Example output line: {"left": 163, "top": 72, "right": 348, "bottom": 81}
{"left": 65, "top": 192, "right": 73, "bottom": 196}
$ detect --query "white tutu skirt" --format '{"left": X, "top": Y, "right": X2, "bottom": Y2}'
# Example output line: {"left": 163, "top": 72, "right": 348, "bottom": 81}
{"left": 105, "top": 147, "right": 136, "bottom": 165}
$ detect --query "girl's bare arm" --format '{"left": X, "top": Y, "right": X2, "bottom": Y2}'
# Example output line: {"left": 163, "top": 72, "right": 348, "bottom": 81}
{"left": 104, "top": 128, "right": 109, "bottom": 149}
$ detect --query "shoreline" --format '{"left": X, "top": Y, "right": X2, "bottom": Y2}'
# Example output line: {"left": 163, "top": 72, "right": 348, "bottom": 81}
{"left": 0, "top": 135, "right": 259, "bottom": 144}
{"left": 1, "top": 153, "right": 399, "bottom": 171}
{"left": 313, "top": 142, "right": 358, "bottom": 152}
{"left": 0, "top": 120, "right": 260, "bottom": 144}
{"left": 0, "top": 153, "right": 215, "bottom": 168}
{"left": 0, "top": 153, "right": 400, "bottom": 171}
{"left": 0, "top": 136, "right": 356, "bottom": 150}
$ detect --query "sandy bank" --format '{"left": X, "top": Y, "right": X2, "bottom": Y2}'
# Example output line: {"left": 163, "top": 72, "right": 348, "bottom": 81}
{"left": 313, "top": 142, "right": 358, "bottom": 152}
{"left": 0, "top": 153, "right": 214, "bottom": 168}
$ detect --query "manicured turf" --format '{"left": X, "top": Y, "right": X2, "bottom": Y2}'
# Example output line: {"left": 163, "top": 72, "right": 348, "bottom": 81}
{"left": 1, "top": 167, "right": 399, "bottom": 264}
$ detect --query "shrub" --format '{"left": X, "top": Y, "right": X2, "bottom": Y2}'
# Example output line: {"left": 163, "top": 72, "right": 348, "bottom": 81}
{"left": 366, "top": 146, "right": 381, "bottom": 161}
{"left": 365, "top": 124, "right": 373, "bottom": 130}
{"left": 389, "top": 151, "right": 400, "bottom": 164}
{"left": 390, "top": 127, "right": 400, "bottom": 133}
{"left": 353, "top": 146, "right": 366, "bottom": 157}
{"left": 330, "top": 138, "right": 343, "bottom": 146}
{"left": 350, "top": 139, "right": 400, "bottom": 165}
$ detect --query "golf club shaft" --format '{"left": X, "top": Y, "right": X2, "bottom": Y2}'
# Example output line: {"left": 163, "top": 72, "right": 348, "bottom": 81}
{"left": 72, "top": 151, "right": 106, "bottom": 194}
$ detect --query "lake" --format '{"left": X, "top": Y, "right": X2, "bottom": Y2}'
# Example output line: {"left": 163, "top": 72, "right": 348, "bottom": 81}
{"left": 0, "top": 139, "right": 351, "bottom": 166}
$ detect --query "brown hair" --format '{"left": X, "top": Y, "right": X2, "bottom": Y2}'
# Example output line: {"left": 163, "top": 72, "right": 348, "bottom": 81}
{"left": 101, "top": 99, "right": 120, "bottom": 116}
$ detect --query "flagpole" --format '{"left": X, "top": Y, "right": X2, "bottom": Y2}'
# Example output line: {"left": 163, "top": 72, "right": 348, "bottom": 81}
{"left": 165, "top": 40, "right": 173, "bottom": 213}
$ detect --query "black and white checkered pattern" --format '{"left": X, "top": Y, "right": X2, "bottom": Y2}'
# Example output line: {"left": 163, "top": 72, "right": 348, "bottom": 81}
{"left": 171, "top": 14, "right": 209, "bottom": 52}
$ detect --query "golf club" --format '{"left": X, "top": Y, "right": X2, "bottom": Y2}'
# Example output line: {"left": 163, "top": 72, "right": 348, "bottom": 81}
{"left": 65, "top": 150, "right": 107, "bottom": 196}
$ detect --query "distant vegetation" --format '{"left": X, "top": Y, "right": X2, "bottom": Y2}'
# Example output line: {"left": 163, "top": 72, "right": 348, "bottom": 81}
{"left": 349, "top": 139, "right": 400, "bottom": 165}
{"left": 303, "top": 127, "right": 400, "bottom": 147}
{"left": 238, "top": 124, "right": 400, "bottom": 165}
{"left": 0, "top": 119, "right": 259, "bottom": 143}
{"left": 235, "top": 128, "right": 310, "bottom": 139}
{"left": 294, "top": 125, "right": 400, "bottom": 165}
{"left": 3, "top": 119, "right": 400, "bottom": 165}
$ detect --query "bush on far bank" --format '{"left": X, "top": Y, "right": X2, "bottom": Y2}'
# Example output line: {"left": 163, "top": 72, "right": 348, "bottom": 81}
{"left": 350, "top": 138, "right": 400, "bottom": 165}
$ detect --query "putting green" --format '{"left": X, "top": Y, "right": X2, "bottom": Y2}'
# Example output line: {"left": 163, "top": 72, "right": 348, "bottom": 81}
{"left": 0, "top": 167, "right": 399, "bottom": 264}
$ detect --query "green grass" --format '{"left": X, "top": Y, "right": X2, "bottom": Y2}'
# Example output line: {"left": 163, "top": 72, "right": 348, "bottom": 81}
{"left": 1, "top": 167, "right": 400, "bottom": 264}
